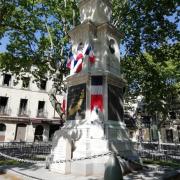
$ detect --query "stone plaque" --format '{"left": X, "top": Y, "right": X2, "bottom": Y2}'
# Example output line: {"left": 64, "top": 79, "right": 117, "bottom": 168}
{"left": 67, "top": 83, "right": 86, "bottom": 120}
{"left": 108, "top": 84, "right": 123, "bottom": 121}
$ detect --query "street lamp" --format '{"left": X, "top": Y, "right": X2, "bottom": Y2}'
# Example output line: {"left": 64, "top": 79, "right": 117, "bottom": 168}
{"left": 156, "top": 111, "right": 162, "bottom": 151}
{"left": 137, "top": 113, "right": 143, "bottom": 150}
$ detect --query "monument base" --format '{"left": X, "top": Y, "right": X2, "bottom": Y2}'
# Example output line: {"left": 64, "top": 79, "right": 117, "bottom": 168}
{"left": 49, "top": 120, "right": 140, "bottom": 176}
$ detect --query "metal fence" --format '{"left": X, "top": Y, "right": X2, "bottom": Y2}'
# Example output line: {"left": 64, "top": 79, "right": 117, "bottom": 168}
{"left": 134, "top": 142, "right": 180, "bottom": 162}
{"left": 0, "top": 141, "right": 180, "bottom": 163}
{"left": 0, "top": 142, "right": 52, "bottom": 161}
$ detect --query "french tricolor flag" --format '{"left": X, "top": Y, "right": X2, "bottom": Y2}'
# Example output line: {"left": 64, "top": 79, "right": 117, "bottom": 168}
{"left": 70, "top": 43, "right": 86, "bottom": 73}
{"left": 61, "top": 95, "right": 66, "bottom": 113}
{"left": 91, "top": 76, "right": 103, "bottom": 112}
{"left": 68, "top": 43, "right": 95, "bottom": 74}
{"left": 72, "top": 51, "right": 84, "bottom": 73}
{"left": 85, "top": 45, "right": 95, "bottom": 63}
{"left": 66, "top": 52, "right": 75, "bottom": 69}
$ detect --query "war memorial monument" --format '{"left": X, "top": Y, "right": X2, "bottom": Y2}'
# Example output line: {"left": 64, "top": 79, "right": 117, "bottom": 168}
{"left": 49, "top": 0, "right": 139, "bottom": 176}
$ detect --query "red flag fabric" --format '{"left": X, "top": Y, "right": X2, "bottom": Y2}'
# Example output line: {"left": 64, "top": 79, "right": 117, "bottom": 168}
{"left": 91, "top": 76, "right": 103, "bottom": 112}
{"left": 85, "top": 45, "right": 95, "bottom": 63}
{"left": 69, "top": 43, "right": 96, "bottom": 75}
{"left": 61, "top": 96, "right": 66, "bottom": 113}
{"left": 66, "top": 52, "right": 75, "bottom": 69}
{"left": 73, "top": 51, "right": 83, "bottom": 73}
{"left": 91, "top": 95, "right": 103, "bottom": 112}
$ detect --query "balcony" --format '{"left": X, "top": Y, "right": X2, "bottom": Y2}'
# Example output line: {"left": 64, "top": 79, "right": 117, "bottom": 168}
{"left": 1, "top": 74, "right": 12, "bottom": 87}
{"left": 0, "top": 107, "right": 11, "bottom": 116}
{"left": 37, "top": 110, "right": 48, "bottom": 118}
{"left": 18, "top": 110, "right": 30, "bottom": 117}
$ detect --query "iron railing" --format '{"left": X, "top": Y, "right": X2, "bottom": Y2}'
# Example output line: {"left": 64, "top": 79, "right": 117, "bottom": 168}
{"left": 0, "top": 142, "right": 52, "bottom": 161}
{"left": 134, "top": 141, "right": 180, "bottom": 162}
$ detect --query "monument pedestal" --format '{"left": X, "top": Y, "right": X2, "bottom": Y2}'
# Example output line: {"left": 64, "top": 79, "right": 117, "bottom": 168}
{"left": 49, "top": 129, "right": 71, "bottom": 174}
{"left": 50, "top": 119, "right": 139, "bottom": 176}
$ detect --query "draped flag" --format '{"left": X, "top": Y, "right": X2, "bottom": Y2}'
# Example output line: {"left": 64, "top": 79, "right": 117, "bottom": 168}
{"left": 66, "top": 52, "right": 75, "bottom": 69}
{"left": 61, "top": 95, "right": 66, "bottom": 113}
{"left": 85, "top": 45, "right": 95, "bottom": 63}
{"left": 91, "top": 76, "right": 103, "bottom": 112}
{"left": 73, "top": 50, "right": 84, "bottom": 73}
{"left": 67, "top": 43, "right": 95, "bottom": 74}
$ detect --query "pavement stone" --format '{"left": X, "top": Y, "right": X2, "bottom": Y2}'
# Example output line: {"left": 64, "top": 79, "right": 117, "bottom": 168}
{"left": 0, "top": 164, "right": 179, "bottom": 180}
{"left": 124, "top": 164, "right": 180, "bottom": 180}
{"left": 0, "top": 164, "right": 103, "bottom": 180}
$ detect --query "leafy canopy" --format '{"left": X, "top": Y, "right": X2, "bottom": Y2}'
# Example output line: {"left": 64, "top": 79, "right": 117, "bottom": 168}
{"left": 0, "top": 0, "right": 179, "bottom": 118}
{"left": 112, "top": 0, "right": 179, "bottom": 121}
{"left": 0, "top": 0, "right": 79, "bottom": 92}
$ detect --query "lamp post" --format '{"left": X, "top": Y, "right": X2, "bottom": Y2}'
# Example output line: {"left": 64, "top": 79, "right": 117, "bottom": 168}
{"left": 156, "top": 111, "right": 162, "bottom": 151}
{"left": 137, "top": 113, "right": 143, "bottom": 150}
{"left": 148, "top": 117, "right": 152, "bottom": 142}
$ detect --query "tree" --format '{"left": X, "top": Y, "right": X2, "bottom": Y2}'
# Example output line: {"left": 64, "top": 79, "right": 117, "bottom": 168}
{"left": 122, "top": 42, "right": 180, "bottom": 119}
{"left": 0, "top": 0, "right": 79, "bottom": 93}
{"left": 112, "top": 0, "right": 179, "bottom": 55}
{"left": 112, "top": 0, "right": 179, "bottom": 134}
{"left": 0, "top": 0, "right": 179, "bottom": 119}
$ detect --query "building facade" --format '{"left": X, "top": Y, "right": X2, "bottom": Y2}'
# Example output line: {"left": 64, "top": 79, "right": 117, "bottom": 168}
{"left": 160, "top": 94, "right": 180, "bottom": 143}
{"left": 124, "top": 95, "right": 180, "bottom": 144}
{"left": 0, "top": 72, "right": 62, "bottom": 142}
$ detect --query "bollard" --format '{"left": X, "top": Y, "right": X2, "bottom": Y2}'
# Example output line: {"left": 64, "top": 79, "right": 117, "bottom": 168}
{"left": 104, "top": 153, "right": 123, "bottom": 180}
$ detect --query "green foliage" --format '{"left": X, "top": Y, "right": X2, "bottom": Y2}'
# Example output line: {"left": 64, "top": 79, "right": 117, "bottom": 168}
{"left": 0, "top": 0, "right": 179, "bottom": 121}
{"left": 0, "top": 159, "right": 22, "bottom": 166}
{"left": 0, "top": 0, "right": 79, "bottom": 92}
{"left": 113, "top": 0, "right": 179, "bottom": 126}
{"left": 121, "top": 43, "right": 180, "bottom": 126}
{"left": 112, "top": 0, "right": 179, "bottom": 55}
{"left": 143, "top": 159, "right": 180, "bottom": 169}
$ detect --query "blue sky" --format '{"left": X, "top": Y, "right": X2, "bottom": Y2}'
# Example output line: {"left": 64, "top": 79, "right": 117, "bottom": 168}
{"left": 0, "top": 11, "right": 179, "bottom": 54}
{"left": 0, "top": 36, "right": 9, "bottom": 52}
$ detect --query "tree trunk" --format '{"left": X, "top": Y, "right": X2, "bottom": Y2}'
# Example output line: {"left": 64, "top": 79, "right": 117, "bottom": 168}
{"left": 157, "top": 129, "right": 162, "bottom": 151}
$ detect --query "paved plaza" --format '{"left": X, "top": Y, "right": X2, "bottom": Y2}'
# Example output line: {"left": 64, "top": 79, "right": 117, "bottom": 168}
{"left": 0, "top": 164, "right": 179, "bottom": 180}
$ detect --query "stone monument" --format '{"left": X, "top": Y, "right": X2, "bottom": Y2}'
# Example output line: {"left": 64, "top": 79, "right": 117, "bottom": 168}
{"left": 50, "top": 0, "right": 139, "bottom": 176}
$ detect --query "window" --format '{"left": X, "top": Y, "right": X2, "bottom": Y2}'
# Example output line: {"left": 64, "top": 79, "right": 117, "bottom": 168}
{"left": 166, "top": 129, "right": 173, "bottom": 143}
{"left": 0, "top": 123, "right": 6, "bottom": 132}
{"left": 151, "top": 125, "right": 158, "bottom": 141}
{"left": 0, "top": 123, "right": 6, "bottom": 142}
{"left": 178, "top": 126, "right": 180, "bottom": 142}
{"left": 3, "top": 74, "right": 11, "bottom": 86}
{"left": 34, "top": 125, "right": 44, "bottom": 142}
{"left": 15, "top": 124, "right": 26, "bottom": 141}
{"left": 19, "top": 99, "right": 28, "bottom": 116}
{"left": 142, "top": 116, "right": 151, "bottom": 128}
{"left": 22, "top": 77, "right": 30, "bottom": 89}
{"left": 37, "top": 101, "right": 45, "bottom": 117}
{"left": 169, "top": 111, "right": 176, "bottom": 119}
{"left": 0, "top": 96, "right": 8, "bottom": 114}
{"left": 40, "top": 80, "right": 47, "bottom": 90}
{"left": 129, "top": 131, "right": 134, "bottom": 139}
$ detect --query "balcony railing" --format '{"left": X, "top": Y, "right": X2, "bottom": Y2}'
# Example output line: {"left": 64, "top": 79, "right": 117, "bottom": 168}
{"left": 18, "top": 109, "right": 30, "bottom": 117}
{"left": 0, "top": 107, "right": 11, "bottom": 116}
{"left": 37, "top": 110, "right": 48, "bottom": 118}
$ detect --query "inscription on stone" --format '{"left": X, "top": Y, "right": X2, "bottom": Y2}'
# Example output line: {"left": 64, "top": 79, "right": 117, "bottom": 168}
{"left": 108, "top": 84, "right": 123, "bottom": 121}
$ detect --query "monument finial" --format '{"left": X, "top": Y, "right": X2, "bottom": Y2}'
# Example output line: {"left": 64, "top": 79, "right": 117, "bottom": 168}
{"left": 79, "top": 0, "right": 112, "bottom": 25}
